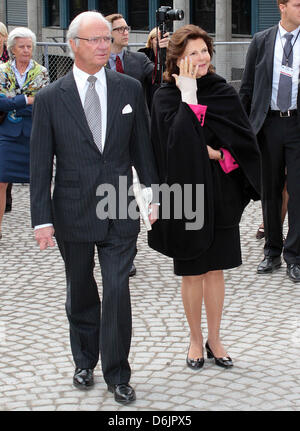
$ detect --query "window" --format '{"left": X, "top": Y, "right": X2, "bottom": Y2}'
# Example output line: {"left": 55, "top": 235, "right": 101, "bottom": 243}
{"left": 232, "top": 0, "right": 251, "bottom": 35}
{"left": 191, "top": 0, "right": 215, "bottom": 34}
{"left": 49, "top": 0, "right": 60, "bottom": 26}
{"left": 98, "top": 0, "right": 118, "bottom": 17}
{"left": 128, "top": 0, "right": 149, "bottom": 31}
{"left": 191, "top": 0, "right": 251, "bottom": 36}
{"left": 69, "top": 0, "right": 88, "bottom": 22}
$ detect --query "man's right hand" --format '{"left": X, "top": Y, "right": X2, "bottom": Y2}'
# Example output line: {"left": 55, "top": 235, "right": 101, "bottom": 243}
{"left": 34, "top": 226, "right": 56, "bottom": 250}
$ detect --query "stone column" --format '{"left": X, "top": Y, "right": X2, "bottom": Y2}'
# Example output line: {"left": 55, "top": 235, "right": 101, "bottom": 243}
{"left": 0, "top": 1, "right": 7, "bottom": 26}
{"left": 215, "top": 0, "right": 232, "bottom": 81}
{"left": 173, "top": 0, "right": 189, "bottom": 32}
{"left": 27, "top": 0, "right": 43, "bottom": 61}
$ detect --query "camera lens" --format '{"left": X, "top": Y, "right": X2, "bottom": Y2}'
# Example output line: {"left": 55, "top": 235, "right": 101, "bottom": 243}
{"left": 167, "top": 9, "right": 184, "bottom": 21}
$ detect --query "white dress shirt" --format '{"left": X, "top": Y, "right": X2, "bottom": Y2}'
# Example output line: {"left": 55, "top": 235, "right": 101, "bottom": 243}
{"left": 73, "top": 63, "right": 107, "bottom": 148}
{"left": 271, "top": 23, "right": 300, "bottom": 110}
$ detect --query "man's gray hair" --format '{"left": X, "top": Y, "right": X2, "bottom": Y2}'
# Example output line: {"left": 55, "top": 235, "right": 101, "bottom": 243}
{"left": 7, "top": 27, "right": 36, "bottom": 59}
{"left": 67, "top": 11, "right": 112, "bottom": 59}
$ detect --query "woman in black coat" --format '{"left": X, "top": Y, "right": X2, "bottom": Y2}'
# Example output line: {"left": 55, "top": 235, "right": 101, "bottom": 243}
{"left": 148, "top": 25, "right": 261, "bottom": 369}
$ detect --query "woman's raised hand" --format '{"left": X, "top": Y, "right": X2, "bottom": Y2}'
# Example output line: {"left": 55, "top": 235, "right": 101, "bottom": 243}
{"left": 172, "top": 56, "right": 198, "bottom": 105}
{"left": 172, "top": 56, "right": 199, "bottom": 87}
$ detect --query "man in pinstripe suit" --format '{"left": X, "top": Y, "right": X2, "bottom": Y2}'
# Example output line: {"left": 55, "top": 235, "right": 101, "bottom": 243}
{"left": 30, "top": 11, "right": 158, "bottom": 405}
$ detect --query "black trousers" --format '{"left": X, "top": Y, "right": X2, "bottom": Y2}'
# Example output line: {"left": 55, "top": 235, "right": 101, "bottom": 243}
{"left": 257, "top": 114, "right": 300, "bottom": 264}
{"left": 57, "top": 222, "right": 137, "bottom": 385}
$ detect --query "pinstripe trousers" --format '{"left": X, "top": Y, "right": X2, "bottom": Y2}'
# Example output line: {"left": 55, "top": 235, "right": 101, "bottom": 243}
{"left": 57, "top": 221, "right": 137, "bottom": 385}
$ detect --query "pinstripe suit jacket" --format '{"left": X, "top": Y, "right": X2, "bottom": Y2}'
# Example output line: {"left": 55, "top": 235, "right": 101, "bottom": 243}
{"left": 30, "top": 68, "right": 158, "bottom": 242}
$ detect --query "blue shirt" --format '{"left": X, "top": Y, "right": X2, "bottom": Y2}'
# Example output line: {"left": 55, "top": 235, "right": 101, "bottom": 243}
{"left": 11, "top": 59, "right": 33, "bottom": 89}
{"left": 108, "top": 50, "right": 125, "bottom": 71}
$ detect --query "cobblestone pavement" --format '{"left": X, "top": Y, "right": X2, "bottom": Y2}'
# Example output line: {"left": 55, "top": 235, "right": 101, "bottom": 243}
{"left": 0, "top": 184, "right": 299, "bottom": 412}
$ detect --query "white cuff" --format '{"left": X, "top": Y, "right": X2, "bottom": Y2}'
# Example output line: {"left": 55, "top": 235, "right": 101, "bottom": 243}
{"left": 34, "top": 223, "right": 53, "bottom": 230}
{"left": 178, "top": 76, "right": 197, "bottom": 105}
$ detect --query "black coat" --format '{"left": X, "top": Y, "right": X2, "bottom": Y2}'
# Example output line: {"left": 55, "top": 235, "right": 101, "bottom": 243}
{"left": 148, "top": 72, "right": 261, "bottom": 260}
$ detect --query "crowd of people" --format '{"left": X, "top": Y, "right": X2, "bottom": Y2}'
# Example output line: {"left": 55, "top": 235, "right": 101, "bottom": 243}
{"left": 1, "top": 0, "right": 300, "bottom": 405}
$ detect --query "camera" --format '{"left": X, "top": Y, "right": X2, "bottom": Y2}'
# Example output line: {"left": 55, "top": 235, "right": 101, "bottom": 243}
{"left": 156, "top": 6, "right": 184, "bottom": 26}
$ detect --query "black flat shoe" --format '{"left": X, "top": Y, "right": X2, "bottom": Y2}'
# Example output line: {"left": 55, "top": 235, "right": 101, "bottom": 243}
{"left": 107, "top": 383, "right": 136, "bottom": 404}
{"left": 73, "top": 368, "right": 94, "bottom": 390}
{"left": 186, "top": 356, "right": 204, "bottom": 370}
{"left": 205, "top": 341, "right": 233, "bottom": 368}
{"left": 257, "top": 256, "right": 281, "bottom": 274}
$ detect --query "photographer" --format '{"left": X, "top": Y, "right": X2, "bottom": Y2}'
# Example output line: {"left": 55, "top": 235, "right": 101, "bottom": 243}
{"left": 138, "top": 27, "right": 170, "bottom": 110}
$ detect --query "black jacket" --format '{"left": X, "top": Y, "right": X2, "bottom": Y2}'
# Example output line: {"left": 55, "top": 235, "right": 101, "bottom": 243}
{"left": 148, "top": 73, "right": 261, "bottom": 259}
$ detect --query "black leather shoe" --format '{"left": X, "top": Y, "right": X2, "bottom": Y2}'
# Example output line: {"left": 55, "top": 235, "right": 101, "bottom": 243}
{"left": 129, "top": 263, "right": 136, "bottom": 277}
{"left": 257, "top": 256, "right": 281, "bottom": 274}
{"left": 73, "top": 368, "right": 94, "bottom": 390}
{"left": 287, "top": 264, "right": 300, "bottom": 283}
{"left": 205, "top": 341, "right": 233, "bottom": 368}
{"left": 186, "top": 356, "right": 204, "bottom": 370}
{"left": 107, "top": 383, "right": 136, "bottom": 404}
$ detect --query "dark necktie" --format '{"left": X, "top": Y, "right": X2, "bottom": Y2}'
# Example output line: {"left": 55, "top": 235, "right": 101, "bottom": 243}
{"left": 116, "top": 55, "right": 124, "bottom": 73}
{"left": 277, "top": 32, "right": 293, "bottom": 112}
{"left": 84, "top": 76, "right": 102, "bottom": 153}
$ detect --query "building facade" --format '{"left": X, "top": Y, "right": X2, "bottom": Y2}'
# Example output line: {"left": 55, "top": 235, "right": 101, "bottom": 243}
{"left": 0, "top": 1, "right": 281, "bottom": 81}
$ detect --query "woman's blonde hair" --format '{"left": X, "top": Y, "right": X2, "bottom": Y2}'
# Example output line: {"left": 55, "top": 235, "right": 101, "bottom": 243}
{"left": 146, "top": 28, "right": 158, "bottom": 49}
{"left": 0, "top": 22, "right": 8, "bottom": 39}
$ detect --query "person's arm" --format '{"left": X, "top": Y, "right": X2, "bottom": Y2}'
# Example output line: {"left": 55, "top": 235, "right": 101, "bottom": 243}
{"left": 239, "top": 35, "right": 258, "bottom": 115}
{"left": 30, "top": 91, "right": 55, "bottom": 250}
{"left": 0, "top": 94, "right": 27, "bottom": 112}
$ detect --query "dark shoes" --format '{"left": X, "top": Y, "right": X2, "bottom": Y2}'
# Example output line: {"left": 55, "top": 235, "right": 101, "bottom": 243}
{"left": 287, "top": 264, "right": 300, "bottom": 283}
{"left": 129, "top": 263, "right": 136, "bottom": 277}
{"left": 256, "top": 226, "right": 265, "bottom": 239}
{"left": 205, "top": 341, "right": 233, "bottom": 368}
{"left": 73, "top": 368, "right": 94, "bottom": 390}
{"left": 186, "top": 356, "right": 204, "bottom": 370}
{"left": 4, "top": 203, "right": 12, "bottom": 213}
{"left": 186, "top": 345, "right": 204, "bottom": 370}
{"left": 107, "top": 383, "right": 136, "bottom": 404}
{"left": 257, "top": 256, "right": 281, "bottom": 274}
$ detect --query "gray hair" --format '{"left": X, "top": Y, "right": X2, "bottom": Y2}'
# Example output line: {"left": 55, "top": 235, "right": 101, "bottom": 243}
{"left": 67, "top": 11, "right": 111, "bottom": 59}
{"left": 7, "top": 27, "right": 36, "bottom": 59}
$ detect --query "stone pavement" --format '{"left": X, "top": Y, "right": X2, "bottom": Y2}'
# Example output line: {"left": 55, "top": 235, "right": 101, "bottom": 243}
{"left": 0, "top": 184, "right": 299, "bottom": 412}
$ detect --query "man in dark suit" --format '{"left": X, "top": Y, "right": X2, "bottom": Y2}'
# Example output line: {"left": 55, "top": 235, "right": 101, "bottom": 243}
{"left": 240, "top": 0, "right": 300, "bottom": 283}
{"left": 30, "top": 11, "right": 158, "bottom": 404}
{"left": 105, "top": 14, "right": 154, "bottom": 90}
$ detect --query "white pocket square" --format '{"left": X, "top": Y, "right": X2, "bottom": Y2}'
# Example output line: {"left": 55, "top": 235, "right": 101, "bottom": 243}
{"left": 122, "top": 104, "right": 133, "bottom": 114}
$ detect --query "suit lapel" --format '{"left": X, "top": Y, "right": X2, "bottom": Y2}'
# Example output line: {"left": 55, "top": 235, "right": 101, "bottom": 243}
{"left": 265, "top": 26, "right": 278, "bottom": 87}
{"left": 59, "top": 70, "right": 94, "bottom": 144}
{"left": 104, "top": 68, "right": 122, "bottom": 150}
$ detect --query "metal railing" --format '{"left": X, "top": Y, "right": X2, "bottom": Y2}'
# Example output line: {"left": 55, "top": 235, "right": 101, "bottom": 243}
{"left": 34, "top": 41, "right": 251, "bottom": 86}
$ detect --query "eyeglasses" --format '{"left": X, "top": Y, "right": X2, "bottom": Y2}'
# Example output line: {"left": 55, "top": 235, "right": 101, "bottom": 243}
{"left": 112, "top": 26, "right": 131, "bottom": 34}
{"left": 75, "top": 36, "right": 112, "bottom": 45}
